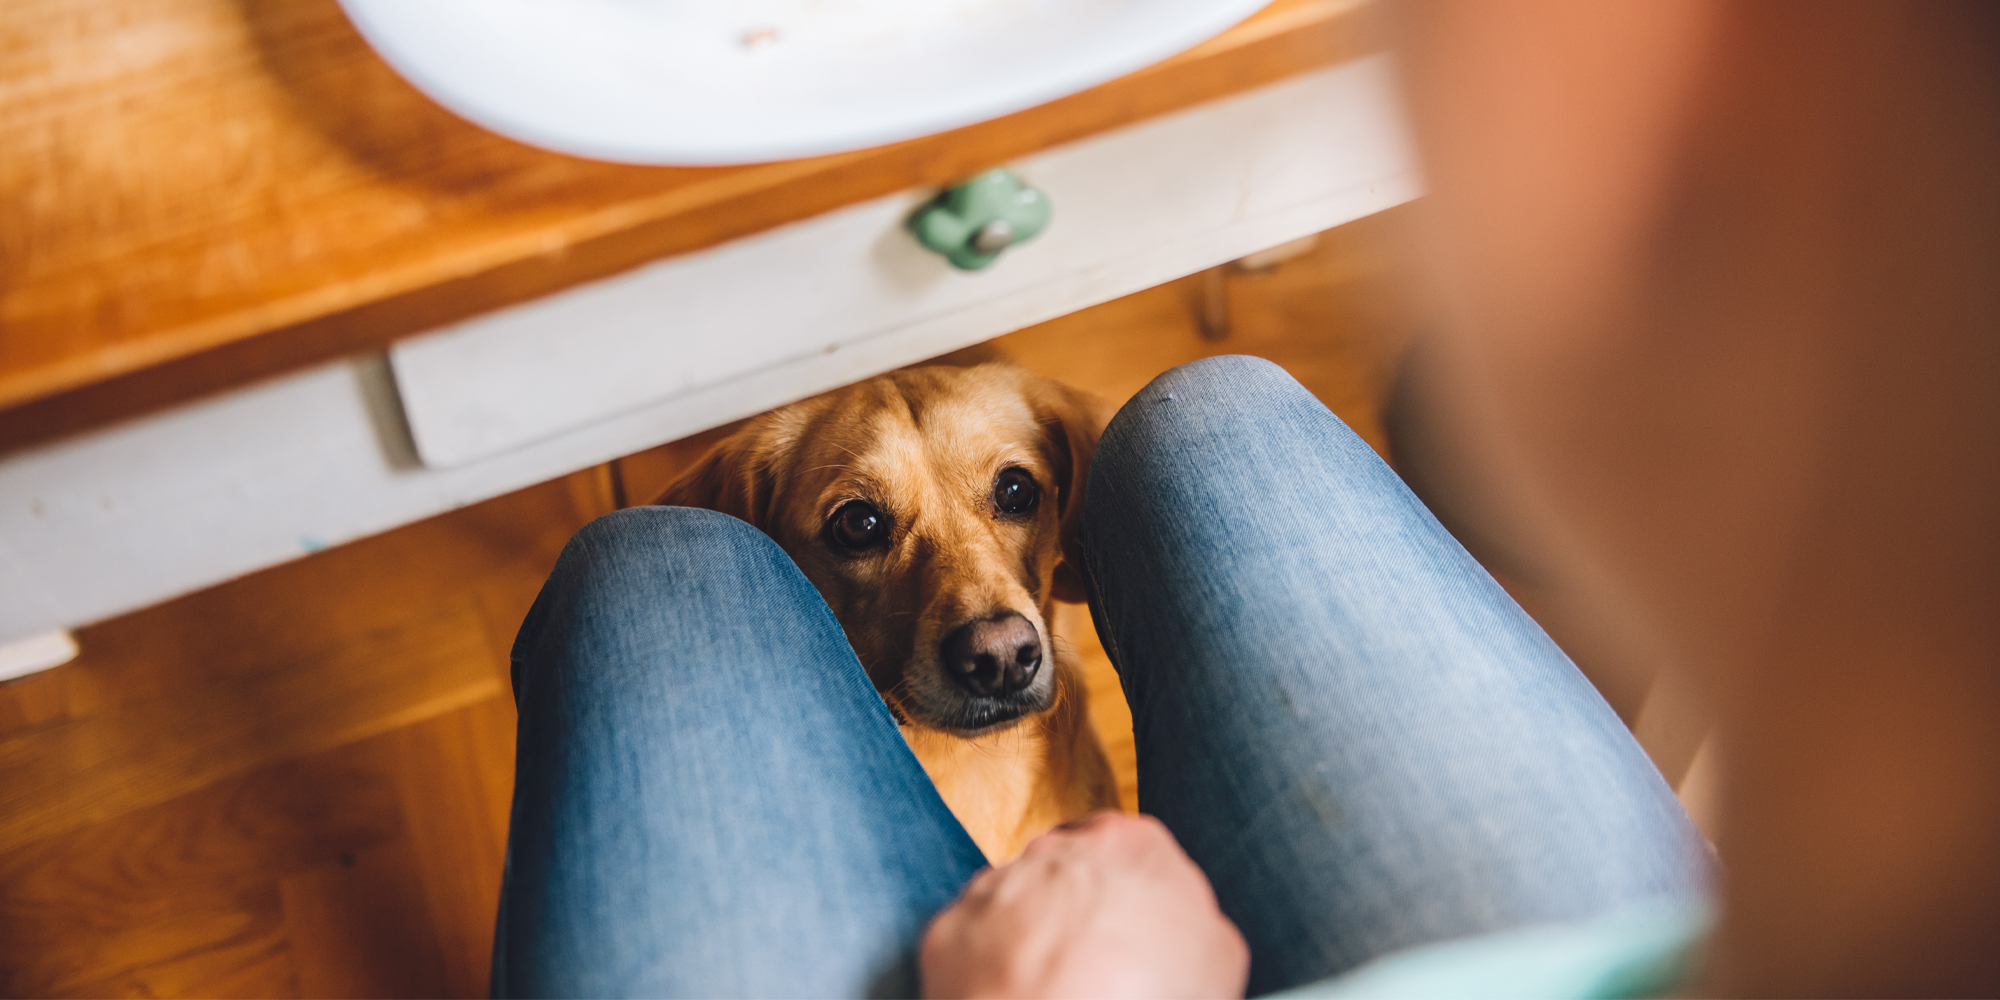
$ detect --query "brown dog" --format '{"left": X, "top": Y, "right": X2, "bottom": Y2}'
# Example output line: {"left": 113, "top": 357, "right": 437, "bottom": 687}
{"left": 654, "top": 362, "right": 1118, "bottom": 860}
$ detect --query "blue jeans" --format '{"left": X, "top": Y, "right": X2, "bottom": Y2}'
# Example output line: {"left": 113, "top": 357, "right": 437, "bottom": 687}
{"left": 492, "top": 356, "right": 1709, "bottom": 998}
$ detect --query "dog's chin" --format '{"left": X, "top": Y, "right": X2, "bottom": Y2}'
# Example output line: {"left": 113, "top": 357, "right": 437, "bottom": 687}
{"left": 904, "top": 683, "right": 1053, "bottom": 737}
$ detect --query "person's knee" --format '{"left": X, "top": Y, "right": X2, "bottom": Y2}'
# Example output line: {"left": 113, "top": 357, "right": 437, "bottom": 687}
{"left": 517, "top": 506, "right": 831, "bottom": 694}
{"left": 551, "top": 506, "right": 793, "bottom": 620}
{"left": 1096, "top": 356, "right": 1314, "bottom": 467}
{"left": 1082, "top": 356, "right": 1387, "bottom": 563}
{"left": 570, "top": 504, "right": 774, "bottom": 562}
{"left": 1175, "top": 353, "right": 1295, "bottom": 385}
{"left": 1145, "top": 355, "right": 1304, "bottom": 408}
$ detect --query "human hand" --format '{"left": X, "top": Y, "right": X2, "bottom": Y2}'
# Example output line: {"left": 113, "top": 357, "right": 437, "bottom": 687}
{"left": 919, "top": 811, "right": 1249, "bottom": 999}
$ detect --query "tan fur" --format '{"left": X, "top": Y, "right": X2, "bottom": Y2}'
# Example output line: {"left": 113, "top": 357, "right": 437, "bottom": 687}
{"left": 655, "top": 362, "right": 1118, "bottom": 861}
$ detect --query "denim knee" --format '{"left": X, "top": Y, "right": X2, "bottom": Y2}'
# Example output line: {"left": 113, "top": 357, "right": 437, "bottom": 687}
{"left": 511, "top": 506, "right": 815, "bottom": 697}
{"left": 569, "top": 504, "right": 777, "bottom": 566}
{"left": 553, "top": 506, "right": 788, "bottom": 606}
{"left": 1094, "top": 355, "right": 1316, "bottom": 473}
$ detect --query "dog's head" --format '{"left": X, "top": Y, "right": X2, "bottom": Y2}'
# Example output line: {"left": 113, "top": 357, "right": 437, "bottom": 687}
{"left": 657, "top": 363, "right": 1102, "bottom": 734}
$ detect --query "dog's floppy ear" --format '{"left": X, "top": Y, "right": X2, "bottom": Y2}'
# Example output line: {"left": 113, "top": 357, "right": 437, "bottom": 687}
{"left": 651, "top": 422, "right": 783, "bottom": 529}
{"left": 1031, "top": 377, "right": 1112, "bottom": 604}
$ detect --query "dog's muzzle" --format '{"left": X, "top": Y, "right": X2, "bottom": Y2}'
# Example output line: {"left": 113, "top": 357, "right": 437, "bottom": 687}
{"left": 938, "top": 611, "right": 1041, "bottom": 697}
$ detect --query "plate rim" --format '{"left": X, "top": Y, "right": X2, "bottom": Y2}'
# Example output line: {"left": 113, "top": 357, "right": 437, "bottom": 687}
{"left": 334, "top": 0, "right": 1276, "bottom": 165}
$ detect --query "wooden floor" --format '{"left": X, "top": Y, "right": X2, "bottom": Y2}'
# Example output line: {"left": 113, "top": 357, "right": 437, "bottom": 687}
{"left": 0, "top": 210, "right": 1423, "bottom": 998}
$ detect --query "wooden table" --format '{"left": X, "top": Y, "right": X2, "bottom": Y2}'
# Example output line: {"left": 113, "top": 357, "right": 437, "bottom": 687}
{"left": 0, "top": 0, "right": 1412, "bottom": 654}
{"left": 1, "top": 0, "right": 1386, "bottom": 453}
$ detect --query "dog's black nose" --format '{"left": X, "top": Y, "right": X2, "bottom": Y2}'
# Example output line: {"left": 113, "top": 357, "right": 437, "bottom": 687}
{"left": 939, "top": 612, "right": 1041, "bottom": 697}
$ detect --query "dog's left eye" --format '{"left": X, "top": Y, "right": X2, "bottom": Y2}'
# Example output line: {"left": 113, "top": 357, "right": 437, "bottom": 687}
{"left": 993, "top": 467, "right": 1039, "bottom": 516}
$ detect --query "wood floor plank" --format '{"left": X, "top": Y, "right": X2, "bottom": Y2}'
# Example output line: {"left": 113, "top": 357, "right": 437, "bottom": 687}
{"left": 375, "top": 695, "right": 518, "bottom": 998}
{"left": 0, "top": 746, "right": 402, "bottom": 945}
{"left": 606, "top": 422, "right": 742, "bottom": 513}
{"left": 0, "top": 601, "right": 499, "bottom": 854}
{"left": 8, "top": 884, "right": 296, "bottom": 999}
{"left": 281, "top": 839, "right": 450, "bottom": 1000}
{"left": 0, "top": 663, "right": 74, "bottom": 740}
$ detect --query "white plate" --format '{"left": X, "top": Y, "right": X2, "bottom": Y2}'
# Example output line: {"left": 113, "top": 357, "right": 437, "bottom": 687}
{"left": 336, "top": 0, "right": 1272, "bottom": 165}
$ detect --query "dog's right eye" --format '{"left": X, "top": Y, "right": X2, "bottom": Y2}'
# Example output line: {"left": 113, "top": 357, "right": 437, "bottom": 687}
{"left": 828, "top": 501, "right": 890, "bottom": 550}
{"left": 992, "top": 467, "right": 1039, "bottom": 516}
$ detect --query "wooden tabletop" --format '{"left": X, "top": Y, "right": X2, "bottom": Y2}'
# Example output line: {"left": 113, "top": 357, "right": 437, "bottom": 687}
{"left": 0, "top": 0, "right": 1385, "bottom": 453}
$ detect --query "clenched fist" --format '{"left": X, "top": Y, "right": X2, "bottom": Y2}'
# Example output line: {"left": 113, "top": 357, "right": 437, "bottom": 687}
{"left": 920, "top": 811, "right": 1249, "bottom": 999}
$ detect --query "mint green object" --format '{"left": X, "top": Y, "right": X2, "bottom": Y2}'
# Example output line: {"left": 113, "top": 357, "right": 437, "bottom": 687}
{"left": 908, "top": 168, "right": 1052, "bottom": 270}
{"left": 1274, "top": 899, "right": 1712, "bottom": 1000}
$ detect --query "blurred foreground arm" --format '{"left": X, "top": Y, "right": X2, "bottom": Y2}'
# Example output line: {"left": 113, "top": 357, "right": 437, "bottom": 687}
{"left": 1399, "top": 0, "right": 2000, "bottom": 992}
{"left": 920, "top": 812, "right": 1248, "bottom": 999}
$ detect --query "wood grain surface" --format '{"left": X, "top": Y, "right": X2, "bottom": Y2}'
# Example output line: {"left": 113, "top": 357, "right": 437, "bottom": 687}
{"left": 0, "top": 0, "right": 1385, "bottom": 453}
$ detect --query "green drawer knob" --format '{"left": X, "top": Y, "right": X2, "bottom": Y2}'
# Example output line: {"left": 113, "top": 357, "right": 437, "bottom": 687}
{"left": 908, "top": 168, "right": 1051, "bottom": 271}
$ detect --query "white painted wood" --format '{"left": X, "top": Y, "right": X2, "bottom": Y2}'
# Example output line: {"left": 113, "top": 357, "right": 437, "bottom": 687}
{"left": 0, "top": 630, "right": 77, "bottom": 682}
{"left": 0, "top": 58, "right": 1419, "bottom": 644}
{"left": 392, "top": 56, "right": 1419, "bottom": 467}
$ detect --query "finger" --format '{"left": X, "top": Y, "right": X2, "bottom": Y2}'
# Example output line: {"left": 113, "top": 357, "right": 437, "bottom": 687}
{"left": 1054, "top": 808, "right": 1122, "bottom": 832}
{"left": 1020, "top": 809, "right": 1124, "bottom": 858}
{"left": 953, "top": 865, "right": 1002, "bottom": 908}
